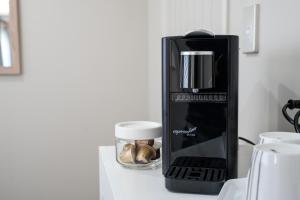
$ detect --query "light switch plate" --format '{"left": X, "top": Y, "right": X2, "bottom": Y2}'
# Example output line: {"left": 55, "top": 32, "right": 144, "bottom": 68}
{"left": 242, "top": 4, "right": 259, "bottom": 54}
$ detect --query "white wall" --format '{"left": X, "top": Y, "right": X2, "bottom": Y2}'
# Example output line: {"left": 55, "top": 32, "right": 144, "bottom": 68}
{"left": 229, "top": 0, "right": 300, "bottom": 141}
{"left": 147, "top": 0, "right": 162, "bottom": 122}
{"left": 0, "top": 0, "right": 148, "bottom": 200}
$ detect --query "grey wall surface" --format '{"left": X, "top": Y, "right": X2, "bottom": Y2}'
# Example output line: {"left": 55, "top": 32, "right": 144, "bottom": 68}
{"left": 0, "top": 0, "right": 148, "bottom": 200}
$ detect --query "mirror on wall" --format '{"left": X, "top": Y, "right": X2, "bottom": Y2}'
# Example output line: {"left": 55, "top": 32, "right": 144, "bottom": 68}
{"left": 0, "top": 0, "right": 20, "bottom": 74}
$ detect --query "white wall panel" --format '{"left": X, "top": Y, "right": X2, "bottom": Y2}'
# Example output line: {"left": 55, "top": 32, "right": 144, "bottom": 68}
{"left": 0, "top": 0, "right": 148, "bottom": 200}
{"left": 148, "top": 0, "right": 226, "bottom": 122}
{"left": 161, "top": 0, "right": 227, "bottom": 36}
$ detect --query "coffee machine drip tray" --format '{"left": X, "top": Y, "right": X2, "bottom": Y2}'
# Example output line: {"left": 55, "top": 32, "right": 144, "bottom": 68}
{"left": 165, "top": 157, "right": 226, "bottom": 194}
{"left": 166, "top": 157, "right": 225, "bottom": 181}
{"left": 166, "top": 165, "right": 225, "bottom": 181}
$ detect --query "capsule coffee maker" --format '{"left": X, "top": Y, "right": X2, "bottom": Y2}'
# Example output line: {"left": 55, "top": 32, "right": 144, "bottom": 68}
{"left": 162, "top": 30, "right": 239, "bottom": 194}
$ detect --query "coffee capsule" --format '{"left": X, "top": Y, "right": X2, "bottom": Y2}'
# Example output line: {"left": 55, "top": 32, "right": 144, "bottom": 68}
{"left": 151, "top": 143, "right": 161, "bottom": 160}
{"left": 136, "top": 145, "right": 156, "bottom": 164}
{"left": 152, "top": 148, "right": 160, "bottom": 160}
{"left": 135, "top": 139, "right": 155, "bottom": 147}
{"left": 119, "top": 144, "right": 136, "bottom": 164}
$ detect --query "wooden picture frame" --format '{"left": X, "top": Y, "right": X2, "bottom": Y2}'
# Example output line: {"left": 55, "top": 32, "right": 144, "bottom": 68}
{"left": 0, "top": 0, "right": 21, "bottom": 75}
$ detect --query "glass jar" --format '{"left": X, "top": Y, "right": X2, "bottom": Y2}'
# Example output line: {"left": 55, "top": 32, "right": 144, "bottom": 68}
{"left": 115, "top": 121, "right": 162, "bottom": 169}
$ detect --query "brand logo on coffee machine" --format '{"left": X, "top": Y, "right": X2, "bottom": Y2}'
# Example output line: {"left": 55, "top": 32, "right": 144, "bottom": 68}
{"left": 172, "top": 127, "right": 197, "bottom": 136}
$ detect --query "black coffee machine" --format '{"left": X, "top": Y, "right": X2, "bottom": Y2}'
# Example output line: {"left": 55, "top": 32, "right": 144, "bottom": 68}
{"left": 162, "top": 30, "right": 239, "bottom": 194}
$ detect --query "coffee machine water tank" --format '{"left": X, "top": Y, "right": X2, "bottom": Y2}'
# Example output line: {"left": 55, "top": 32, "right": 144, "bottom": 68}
{"left": 180, "top": 51, "right": 215, "bottom": 91}
{"left": 162, "top": 30, "right": 239, "bottom": 194}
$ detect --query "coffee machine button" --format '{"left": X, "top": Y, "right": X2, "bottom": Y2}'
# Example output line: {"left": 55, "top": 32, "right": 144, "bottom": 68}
{"left": 218, "top": 95, "right": 222, "bottom": 101}
{"left": 214, "top": 95, "right": 218, "bottom": 101}
{"left": 219, "top": 95, "right": 225, "bottom": 101}
{"left": 174, "top": 95, "right": 177, "bottom": 101}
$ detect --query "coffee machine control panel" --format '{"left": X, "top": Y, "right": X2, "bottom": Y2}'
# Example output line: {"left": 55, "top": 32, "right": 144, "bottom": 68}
{"left": 171, "top": 93, "right": 227, "bottom": 103}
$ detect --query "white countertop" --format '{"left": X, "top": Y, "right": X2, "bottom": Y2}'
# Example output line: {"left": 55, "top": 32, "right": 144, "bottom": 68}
{"left": 99, "top": 146, "right": 218, "bottom": 200}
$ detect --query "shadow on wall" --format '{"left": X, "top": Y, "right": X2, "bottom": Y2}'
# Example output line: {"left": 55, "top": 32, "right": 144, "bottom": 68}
{"left": 266, "top": 50, "right": 300, "bottom": 132}
{"left": 240, "top": 82, "right": 298, "bottom": 142}
{"left": 239, "top": 82, "right": 269, "bottom": 142}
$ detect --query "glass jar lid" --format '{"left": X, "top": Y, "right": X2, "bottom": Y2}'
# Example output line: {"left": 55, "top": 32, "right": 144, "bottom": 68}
{"left": 115, "top": 121, "right": 162, "bottom": 140}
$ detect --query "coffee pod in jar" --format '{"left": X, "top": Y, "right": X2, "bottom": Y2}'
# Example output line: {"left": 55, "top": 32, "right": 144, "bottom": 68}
{"left": 152, "top": 142, "right": 161, "bottom": 160}
{"left": 135, "top": 139, "right": 155, "bottom": 147}
{"left": 115, "top": 121, "right": 162, "bottom": 169}
{"left": 136, "top": 145, "right": 156, "bottom": 164}
{"left": 119, "top": 144, "right": 136, "bottom": 164}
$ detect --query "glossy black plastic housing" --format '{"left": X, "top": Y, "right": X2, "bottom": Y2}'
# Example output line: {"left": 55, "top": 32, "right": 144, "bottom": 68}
{"left": 162, "top": 35, "right": 239, "bottom": 194}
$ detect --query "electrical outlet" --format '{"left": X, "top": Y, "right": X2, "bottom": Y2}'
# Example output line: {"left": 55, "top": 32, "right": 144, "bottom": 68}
{"left": 242, "top": 4, "right": 259, "bottom": 54}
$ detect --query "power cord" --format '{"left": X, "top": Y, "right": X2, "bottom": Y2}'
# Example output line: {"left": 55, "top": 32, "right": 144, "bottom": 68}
{"left": 282, "top": 99, "right": 300, "bottom": 133}
{"left": 237, "top": 99, "right": 300, "bottom": 146}
{"left": 239, "top": 137, "right": 256, "bottom": 145}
